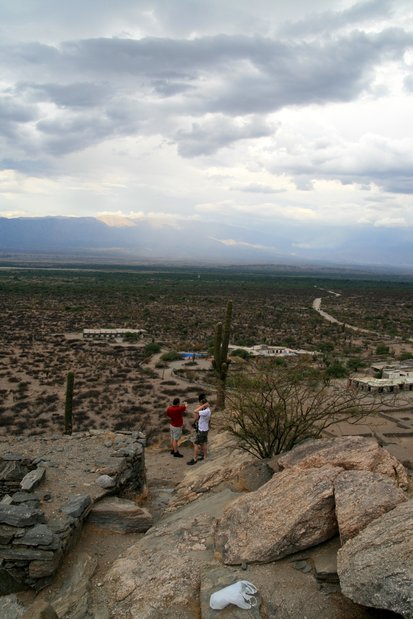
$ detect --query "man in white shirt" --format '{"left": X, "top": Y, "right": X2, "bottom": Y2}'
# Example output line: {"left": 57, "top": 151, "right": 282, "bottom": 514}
{"left": 187, "top": 398, "right": 211, "bottom": 465}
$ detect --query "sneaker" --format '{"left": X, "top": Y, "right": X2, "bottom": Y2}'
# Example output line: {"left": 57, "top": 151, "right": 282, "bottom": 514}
{"left": 170, "top": 450, "right": 175, "bottom": 455}
{"left": 197, "top": 455, "right": 204, "bottom": 461}
{"left": 173, "top": 452, "right": 184, "bottom": 458}
{"left": 187, "top": 459, "right": 197, "bottom": 465}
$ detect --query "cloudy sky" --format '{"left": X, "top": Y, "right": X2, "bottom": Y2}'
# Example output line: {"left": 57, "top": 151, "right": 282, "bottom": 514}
{"left": 1, "top": 0, "right": 413, "bottom": 246}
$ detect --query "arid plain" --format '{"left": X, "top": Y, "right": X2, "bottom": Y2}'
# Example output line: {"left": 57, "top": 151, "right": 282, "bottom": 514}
{"left": 1, "top": 265, "right": 413, "bottom": 449}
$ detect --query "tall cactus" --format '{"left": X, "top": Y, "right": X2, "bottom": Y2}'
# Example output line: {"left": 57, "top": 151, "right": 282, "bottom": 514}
{"left": 213, "top": 300, "right": 233, "bottom": 409}
{"left": 64, "top": 371, "right": 74, "bottom": 435}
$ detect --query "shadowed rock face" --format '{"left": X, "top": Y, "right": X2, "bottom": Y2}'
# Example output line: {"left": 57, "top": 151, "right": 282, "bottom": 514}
{"left": 215, "top": 465, "right": 342, "bottom": 565}
{"left": 337, "top": 500, "right": 413, "bottom": 619}
{"left": 278, "top": 436, "right": 409, "bottom": 490}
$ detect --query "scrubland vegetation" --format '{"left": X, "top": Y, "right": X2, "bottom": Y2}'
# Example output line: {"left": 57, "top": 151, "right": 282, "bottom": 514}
{"left": 0, "top": 265, "right": 412, "bottom": 440}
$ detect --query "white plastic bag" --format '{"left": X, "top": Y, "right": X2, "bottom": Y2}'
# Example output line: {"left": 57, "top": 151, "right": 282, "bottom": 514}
{"left": 209, "top": 580, "right": 258, "bottom": 610}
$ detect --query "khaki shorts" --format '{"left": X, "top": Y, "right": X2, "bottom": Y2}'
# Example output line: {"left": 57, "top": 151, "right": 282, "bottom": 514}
{"left": 170, "top": 425, "right": 183, "bottom": 441}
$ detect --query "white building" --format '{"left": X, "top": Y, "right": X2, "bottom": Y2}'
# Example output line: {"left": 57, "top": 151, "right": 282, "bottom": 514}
{"left": 348, "top": 365, "right": 413, "bottom": 393}
{"left": 228, "top": 344, "right": 314, "bottom": 357}
{"left": 83, "top": 328, "right": 146, "bottom": 340}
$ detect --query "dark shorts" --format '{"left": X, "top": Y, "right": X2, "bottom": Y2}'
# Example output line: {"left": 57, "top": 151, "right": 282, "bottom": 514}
{"left": 195, "top": 430, "right": 209, "bottom": 445}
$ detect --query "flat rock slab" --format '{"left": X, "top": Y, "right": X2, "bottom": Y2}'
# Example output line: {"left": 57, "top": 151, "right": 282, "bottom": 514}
{"left": 104, "top": 489, "right": 240, "bottom": 619}
{"left": 202, "top": 555, "right": 373, "bottom": 619}
{"left": 215, "top": 465, "right": 341, "bottom": 565}
{"left": 337, "top": 500, "right": 413, "bottom": 619}
{"left": 87, "top": 497, "right": 153, "bottom": 533}
{"left": 20, "top": 467, "right": 46, "bottom": 491}
{"left": 0, "top": 504, "right": 46, "bottom": 527}
{"left": 50, "top": 552, "right": 97, "bottom": 619}
{"left": 61, "top": 494, "right": 92, "bottom": 519}
{"left": 278, "top": 436, "right": 409, "bottom": 489}
{"left": 201, "top": 566, "right": 261, "bottom": 619}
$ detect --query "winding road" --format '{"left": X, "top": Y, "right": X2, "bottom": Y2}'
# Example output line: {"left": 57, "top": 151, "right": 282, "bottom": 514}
{"left": 312, "top": 291, "right": 377, "bottom": 336}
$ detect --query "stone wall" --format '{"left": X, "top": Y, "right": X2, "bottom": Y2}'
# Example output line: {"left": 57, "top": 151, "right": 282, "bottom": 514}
{"left": 0, "top": 431, "right": 146, "bottom": 593}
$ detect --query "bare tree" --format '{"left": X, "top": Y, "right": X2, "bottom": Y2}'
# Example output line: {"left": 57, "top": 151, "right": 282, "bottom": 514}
{"left": 223, "top": 358, "right": 386, "bottom": 459}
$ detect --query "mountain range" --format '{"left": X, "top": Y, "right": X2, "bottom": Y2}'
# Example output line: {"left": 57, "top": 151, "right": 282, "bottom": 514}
{"left": 0, "top": 216, "right": 412, "bottom": 272}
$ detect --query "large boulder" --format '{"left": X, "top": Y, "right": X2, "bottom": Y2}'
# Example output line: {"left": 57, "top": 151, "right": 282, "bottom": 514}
{"left": 278, "top": 436, "right": 409, "bottom": 489}
{"left": 337, "top": 500, "right": 413, "bottom": 618}
{"left": 334, "top": 469, "right": 407, "bottom": 543}
{"left": 215, "top": 465, "right": 342, "bottom": 565}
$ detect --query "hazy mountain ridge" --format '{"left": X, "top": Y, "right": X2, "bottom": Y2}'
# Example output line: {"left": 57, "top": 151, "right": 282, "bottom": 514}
{"left": 1, "top": 216, "right": 412, "bottom": 271}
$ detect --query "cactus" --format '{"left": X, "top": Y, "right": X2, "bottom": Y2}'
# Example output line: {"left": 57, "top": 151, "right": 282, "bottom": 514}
{"left": 213, "top": 301, "right": 233, "bottom": 409}
{"left": 64, "top": 371, "right": 74, "bottom": 435}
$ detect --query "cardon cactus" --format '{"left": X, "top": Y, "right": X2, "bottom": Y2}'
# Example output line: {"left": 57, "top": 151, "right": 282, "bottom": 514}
{"left": 64, "top": 371, "right": 74, "bottom": 435}
{"left": 213, "top": 301, "right": 233, "bottom": 409}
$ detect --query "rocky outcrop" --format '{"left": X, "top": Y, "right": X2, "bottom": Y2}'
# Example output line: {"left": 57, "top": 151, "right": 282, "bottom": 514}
{"left": 215, "top": 465, "right": 342, "bottom": 565}
{"left": 337, "top": 500, "right": 413, "bottom": 619}
{"left": 104, "top": 433, "right": 405, "bottom": 619}
{"left": 334, "top": 469, "right": 407, "bottom": 543}
{"left": 0, "top": 430, "right": 147, "bottom": 592}
{"left": 104, "top": 488, "right": 241, "bottom": 619}
{"left": 2, "top": 433, "right": 410, "bottom": 618}
{"left": 278, "top": 436, "right": 409, "bottom": 489}
{"left": 168, "top": 431, "right": 273, "bottom": 511}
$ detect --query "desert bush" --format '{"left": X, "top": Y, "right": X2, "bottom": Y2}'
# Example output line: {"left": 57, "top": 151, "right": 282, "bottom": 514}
{"left": 144, "top": 342, "right": 161, "bottom": 355}
{"left": 223, "top": 358, "right": 381, "bottom": 459}
{"left": 346, "top": 357, "right": 366, "bottom": 372}
{"left": 325, "top": 362, "right": 348, "bottom": 378}
{"left": 230, "top": 348, "right": 251, "bottom": 359}
{"left": 160, "top": 350, "right": 181, "bottom": 362}
{"left": 375, "top": 344, "right": 390, "bottom": 355}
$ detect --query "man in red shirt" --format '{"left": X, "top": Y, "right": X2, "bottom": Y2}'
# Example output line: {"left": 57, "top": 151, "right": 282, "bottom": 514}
{"left": 166, "top": 397, "right": 187, "bottom": 458}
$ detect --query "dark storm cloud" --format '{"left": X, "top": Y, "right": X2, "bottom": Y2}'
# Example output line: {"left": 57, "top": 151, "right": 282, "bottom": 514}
{"left": 17, "top": 82, "right": 113, "bottom": 108}
{"left": 1, "top": 22, "right": 413, "bottom": 165}
{"left": 3, "top": 27, "right": 412, "bottom": 102}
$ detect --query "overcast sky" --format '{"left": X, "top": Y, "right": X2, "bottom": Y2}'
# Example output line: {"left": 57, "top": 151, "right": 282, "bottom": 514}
{"left": 1, "top": 0, "right": 413, "bottom": 240}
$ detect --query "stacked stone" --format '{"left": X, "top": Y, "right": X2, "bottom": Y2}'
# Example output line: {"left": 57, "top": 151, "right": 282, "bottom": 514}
{"left": 111, "top": 431, "right": 146, "bottom": 495}
{"left": 0, "top": 455, "right": 34, "bottom": 499}
{"left": 0, "top": 431, "right": 147, "bottom": 593}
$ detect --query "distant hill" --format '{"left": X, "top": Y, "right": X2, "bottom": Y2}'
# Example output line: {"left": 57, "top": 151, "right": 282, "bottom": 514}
{"left": 0, "top": 216, "right": 412, "bottom": 271}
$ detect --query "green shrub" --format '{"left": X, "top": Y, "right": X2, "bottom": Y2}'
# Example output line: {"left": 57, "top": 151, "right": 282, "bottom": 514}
{"left": 325, "top": 362, "right": 348, "bottom": 378}
{"left": 144, "top": 342, "right": 161, "bottom": 355}
{"left": 160, "top": 350, "right": 182, "bottom": 362}
{"left": 230, "top": 348, "right": 251, "bottom": 359}
{"left": 375, "top": 344, "right": 390, "bottom": 355}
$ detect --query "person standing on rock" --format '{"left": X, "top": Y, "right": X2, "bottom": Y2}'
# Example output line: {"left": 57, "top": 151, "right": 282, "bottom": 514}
{"left": 187, "top": 397, "right": 211, "bottom": 465}
{"left": 166, "top": 397, "right": 187, "bottom": 458}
